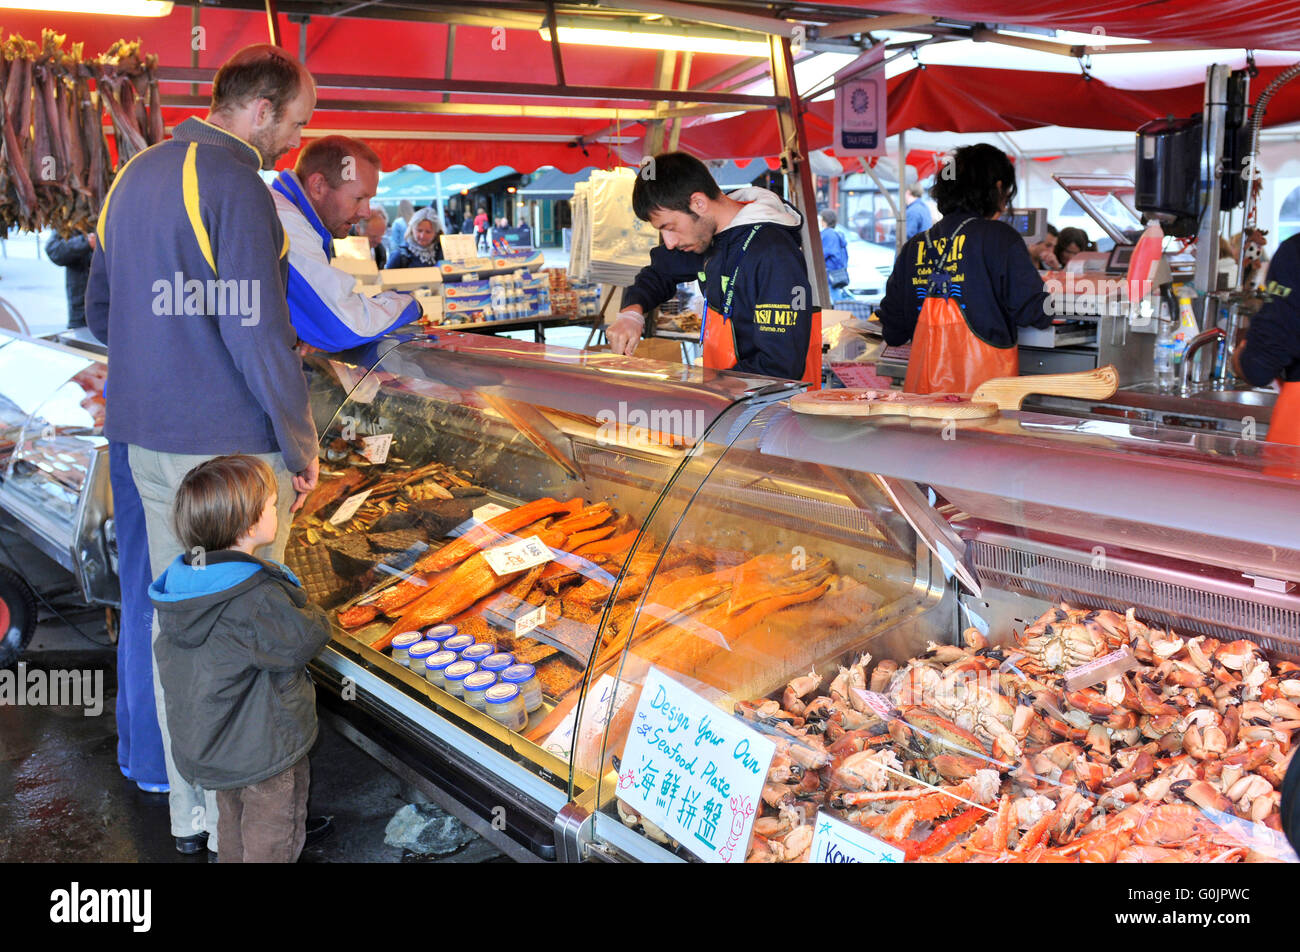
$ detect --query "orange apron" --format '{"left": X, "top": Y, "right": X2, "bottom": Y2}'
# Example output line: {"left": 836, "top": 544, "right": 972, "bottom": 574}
{"left": 700, "top": 224, "right": 822, "bottom": 389}
{"left": 904, "top": 220, "right": 1019, "bottom": 395}
{"left": 1270, "top": 381, "right": 1300, "bottom": 446}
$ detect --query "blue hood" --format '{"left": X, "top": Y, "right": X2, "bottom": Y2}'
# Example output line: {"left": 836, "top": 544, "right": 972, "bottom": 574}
{"left": 149, "top": 553, "right": 300, "bottom": 603}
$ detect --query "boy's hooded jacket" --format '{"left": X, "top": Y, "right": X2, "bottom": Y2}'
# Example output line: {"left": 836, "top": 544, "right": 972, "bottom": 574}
{"left": 150, "top": 550, "right": 331, "bottom": 790}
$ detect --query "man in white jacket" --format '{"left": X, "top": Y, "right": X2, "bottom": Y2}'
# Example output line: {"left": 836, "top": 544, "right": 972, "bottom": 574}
{"left": 271, "top": 136, "right": 421, "bottom": 350}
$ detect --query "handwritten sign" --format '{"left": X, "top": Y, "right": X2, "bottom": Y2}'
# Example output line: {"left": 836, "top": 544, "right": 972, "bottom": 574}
{"left": 616, "top": 668, "right": 775, "bottom": 863}
{"left": 483, "top": 536, "right": 554, "bottom": 576}
{"left": 543, "top": 673, "right": 635, "bottom": 762}
{"left": 809, "top": 811, "right": 905, "bottom": 864}
{"left": 328, "top": 489, "right": 372, "bottom": 526}
{"left": 360, "top": 433, "right": 393, "bottom": 464}
{"left": 516, "top": 604, "right": 546, "bottom": 638}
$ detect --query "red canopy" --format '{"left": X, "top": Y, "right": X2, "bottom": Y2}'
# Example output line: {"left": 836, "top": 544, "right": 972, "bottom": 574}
{"left": 819, "top": 0, "right": 1300, "bottom": 52}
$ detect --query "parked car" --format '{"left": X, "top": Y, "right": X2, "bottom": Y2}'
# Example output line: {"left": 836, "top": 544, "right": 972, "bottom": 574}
{"left": 844, "top": 231, "right": 899, "bottom": 305}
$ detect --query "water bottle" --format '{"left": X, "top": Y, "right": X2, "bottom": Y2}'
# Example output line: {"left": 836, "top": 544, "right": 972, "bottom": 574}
{"left": 1154, "top": 308, "right": 1177, "bottom": 392}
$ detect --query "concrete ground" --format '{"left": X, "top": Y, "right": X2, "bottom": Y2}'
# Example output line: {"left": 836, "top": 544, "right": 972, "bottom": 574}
{"left": 0, "top": 525, "right": 507, "bottom": 864}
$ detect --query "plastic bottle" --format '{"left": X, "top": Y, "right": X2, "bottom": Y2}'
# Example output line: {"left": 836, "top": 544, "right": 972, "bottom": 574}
{"left": 1154, "top": 300, "right": 1177, "bottom": 393}
{"left": 1173, "top": 296, "right": 1200, "bottom": 363}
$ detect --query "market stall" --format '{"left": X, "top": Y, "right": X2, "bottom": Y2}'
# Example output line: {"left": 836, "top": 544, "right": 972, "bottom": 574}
{"left": 2, "top": 1, "right": 1298, "bottom": 866}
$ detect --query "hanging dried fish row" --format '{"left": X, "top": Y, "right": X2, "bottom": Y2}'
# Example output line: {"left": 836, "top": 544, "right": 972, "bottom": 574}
{"left": 0, "top": 30, "right": 159, "bottom": 235}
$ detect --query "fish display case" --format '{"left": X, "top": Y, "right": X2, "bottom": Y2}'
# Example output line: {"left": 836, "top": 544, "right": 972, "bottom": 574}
{"left": 298, "top": 332, "right": 1300, "bottom": 863}
{"left": 0, "top": 330, "right": 114, "bottom": 606}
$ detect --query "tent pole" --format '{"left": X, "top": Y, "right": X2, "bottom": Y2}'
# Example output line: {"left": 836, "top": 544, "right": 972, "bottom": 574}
{"left": 769, "top": 34, "right": 829, "bottom": 308}
{"left": 545, "top": 2, "right": 567, "bottom": 88}
{"left": 435, "top": 171, "right": 444, "bottom": 231}
{"left": 897, "top": 130, "right": 906, "bottom": 256}
{"left": 265, "top": 0, "right": 282, "bottom": 47}
{"left": 667, "top": 53, "right": 693, "bottom": 152}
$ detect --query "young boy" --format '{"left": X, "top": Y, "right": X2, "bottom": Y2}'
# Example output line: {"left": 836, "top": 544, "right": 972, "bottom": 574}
{"left": 150, "top": 455, "right": 331, "bottom": 863}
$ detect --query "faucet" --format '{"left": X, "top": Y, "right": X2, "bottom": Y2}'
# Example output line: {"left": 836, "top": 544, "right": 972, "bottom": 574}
{"left": 1178, "top": 327, "right": 1228, "bottom": 397}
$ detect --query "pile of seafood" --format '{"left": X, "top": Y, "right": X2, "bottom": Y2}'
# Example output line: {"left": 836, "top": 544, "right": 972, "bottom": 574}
{"left": 739, "top": 604, "right": 1297, "bottom": 863}
{"left": 1, "top": 32, "right": 160, "bottom": 234}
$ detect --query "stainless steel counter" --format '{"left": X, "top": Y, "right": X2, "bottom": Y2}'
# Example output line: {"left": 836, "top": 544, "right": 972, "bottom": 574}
{"left": 1026, "top": 383, "right": 1276, "bottom": 436}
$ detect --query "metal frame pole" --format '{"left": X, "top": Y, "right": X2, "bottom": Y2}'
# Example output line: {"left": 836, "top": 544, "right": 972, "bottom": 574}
{"left": 265, "top": 0, "right": 282, "bottom": 46}
{"left": 769, "top": 34, "right": 829, "bottom": 307}
{"left": 1194, "top": 64, "right": 1230, "bottom": 297}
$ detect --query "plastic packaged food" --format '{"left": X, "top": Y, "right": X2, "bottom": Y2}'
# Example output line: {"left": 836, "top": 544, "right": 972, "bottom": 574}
{"left": 423, "top": 650, "right": 457, "bottom": 687}
{"left": 485, "top": 683, "right": 527, "bottom": 731}
{"left": 462, "top": 670, "right": 498, "bottom": 709}
{"left": 501, "top": 663, "right": 543, "bottom": 712}
{"left": 390, "top": 631, "right": 423, "bottom": 665}
{"left": 460, "top": 643, "right": 495, "bottom": 666}
{"left": 425, "top": 624, "right": 457, "bottom": 644}
{"left": 480, "top": 652, "right": 514, "bottom": 674}
{"left": 442, "top": 634, "right": 475, "bottom": 656}
{"left": 407, "top": 640, "right": 441, "bottom": 670}
{"left": 442, "top": 660, "right": 476, "bottom": 698}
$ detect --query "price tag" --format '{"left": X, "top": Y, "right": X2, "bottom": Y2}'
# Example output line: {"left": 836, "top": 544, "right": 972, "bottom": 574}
{"left": 1063, "top": 644, "right": 1139, "bottom": 692}
{"left": 328, "top": 489, "right": 372, "bottom": 526}
{"left": 482, "top": 536, "right": 554, "bottom": 576}
{"left": 615, "top": 667, "right": 774, "bottom": 863}
{"left": 447, "top": 502, "right": 511, "bottom": 538}
{"left": 848, "top": 688, "right": 896, "bottom": 719}
{"left": 360, "top": 433, "right": 393, "bottom": 464}
{"left": 809, "top": 811, "right": 905, "bottom": 863}
{"left": 515, "top": 604, "right": 546, "bottom": 638}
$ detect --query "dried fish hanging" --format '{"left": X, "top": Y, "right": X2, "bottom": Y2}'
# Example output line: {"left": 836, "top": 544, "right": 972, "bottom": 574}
{"left": 0, "top": 31, "right": 159, "bottom": 235}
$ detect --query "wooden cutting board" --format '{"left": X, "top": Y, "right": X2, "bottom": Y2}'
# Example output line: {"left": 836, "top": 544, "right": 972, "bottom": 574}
{"left": 790, "top": 365, "right": 1119, "bottom": 420}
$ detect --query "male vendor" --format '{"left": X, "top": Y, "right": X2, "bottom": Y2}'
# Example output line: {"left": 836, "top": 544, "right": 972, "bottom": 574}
{"left": 1235, "top": 232, "right": 1300, "bottom": 445}
{"left": 606, "top": 152, "right": 819, "bottom": 386}
{"left": 270, "top": 135, "right": 420, "bottom": 349}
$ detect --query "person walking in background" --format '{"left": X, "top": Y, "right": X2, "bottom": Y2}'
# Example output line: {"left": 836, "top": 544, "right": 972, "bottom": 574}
{"left": 818, "top": 209, "right": 850, "bottom": 302}
{"left": 905, "top": 183, "right": 932, "bottom": 240}
{"left": 85, "top": 43, "right": 322, "bottom": 858}
{"left": 474, "top": 205, "right": 489, "bottom": 253}
{"left": 44, "top": 226, "right": 95, "bottom": 328}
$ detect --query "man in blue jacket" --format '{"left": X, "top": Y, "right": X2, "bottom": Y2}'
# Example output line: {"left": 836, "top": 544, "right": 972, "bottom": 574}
{"left": 85, "top": 44, "right": 319, "bottom": 858}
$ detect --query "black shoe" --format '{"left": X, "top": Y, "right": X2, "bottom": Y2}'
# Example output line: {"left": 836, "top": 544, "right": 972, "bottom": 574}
{"left": 304, "top": 815, "right": 334, "bottom": 847}
{"left": 175, "top": 831, "right": 209, "bottom": 855}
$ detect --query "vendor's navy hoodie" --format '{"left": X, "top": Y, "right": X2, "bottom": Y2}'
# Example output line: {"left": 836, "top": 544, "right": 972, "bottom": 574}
{"left": 621, "top": 187, "right": 812, "bottom": 381}
{"left": 149, "top": 550, "right": 331, "bottom": 790}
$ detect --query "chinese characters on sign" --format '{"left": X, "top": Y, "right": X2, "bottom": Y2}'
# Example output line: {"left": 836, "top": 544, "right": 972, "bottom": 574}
{"left": 482, "top": 535, "right": 555, "bottom": 576}
{"left": 616, "top": 668, "right": 775, "bottom": 863}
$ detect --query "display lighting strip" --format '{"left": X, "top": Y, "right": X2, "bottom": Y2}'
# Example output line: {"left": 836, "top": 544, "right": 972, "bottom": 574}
{"left": 0, "top": 0, "right": 174, "bottom": 14}
{"left": 540, "top": 19, "right": 772, "bottom": 58}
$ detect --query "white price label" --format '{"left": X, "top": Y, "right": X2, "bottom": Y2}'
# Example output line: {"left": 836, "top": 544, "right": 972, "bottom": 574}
{"left": 616, "top": 667, "right": 775, "bottom": 864}
{"left": 360, "top": 433, "right": 393, "bottom": 464}
{"left": 543, "top": 673, "right": 635, "bottom": 762}
{"left": 515, "top": 603, "right": 546, "bottom": 638}
{"left": 482, "top": 536, "right": 554, "bottom": 576}
{"left": 328, "top": 489, "right": 372, "bottom": 526}
{"left": 447, "top": 502, "right": 511, "bottom": 538}
{"left": 809, "top": 811, "right": 905, "bottom": 863}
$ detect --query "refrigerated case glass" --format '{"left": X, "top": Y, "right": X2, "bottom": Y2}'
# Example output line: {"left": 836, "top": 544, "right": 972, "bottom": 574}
{"left": 589, "top": 405, "right": 1300, "bottom": 863}
{"left": 290, "top": 332, "right": 802, "bottom": 804}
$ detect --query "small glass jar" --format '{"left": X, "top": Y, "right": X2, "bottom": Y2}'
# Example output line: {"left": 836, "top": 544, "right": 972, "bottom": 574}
{"left": 442, "top": 660, "right": 476, "bottom": 699}
{"left": 485, "top": 683, "right": 527, "bottom": 731}
{"left": 423, "top": 650, "right": 457, "bottom": 687}
{"left": 389, "top": 632, "right": 423, "bottom": 665}
{"left": 460, "top": 643, "right": 496, "bottom": 666}
{"left": 442, "top": 634, "right": 475, "bottom": 656}
{"left": 501, "top": 663, "right": 543, "bottom": 712}
{"left": 424, "top": 624, "right": 457, "bottom": 645}
{"left": 480, "top": 652, "right": 514, "bottom": 675}
{"left": 407, "top": 640, "right": 440, "bottom": 670}
{"left": 462, "top": 670, "right": 498, "bottom": 710}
